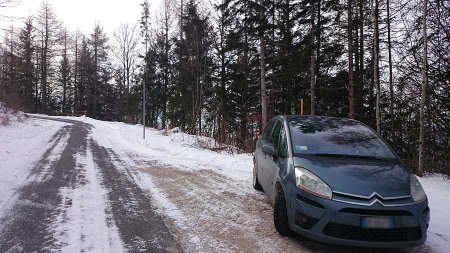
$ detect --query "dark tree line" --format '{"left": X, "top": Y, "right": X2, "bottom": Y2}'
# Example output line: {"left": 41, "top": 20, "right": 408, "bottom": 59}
{"left": 0, "top": 0, "right": 449, "bottom": 174}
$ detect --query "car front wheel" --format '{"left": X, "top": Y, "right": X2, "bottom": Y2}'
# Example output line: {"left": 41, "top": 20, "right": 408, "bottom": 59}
{"left": 273, "top": 188, "right": 292, "bottom": 236}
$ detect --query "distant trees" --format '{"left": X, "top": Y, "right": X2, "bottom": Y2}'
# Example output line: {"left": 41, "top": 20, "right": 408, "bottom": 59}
{"left": 0, "top": 0, "right": 449, "bottom": 174}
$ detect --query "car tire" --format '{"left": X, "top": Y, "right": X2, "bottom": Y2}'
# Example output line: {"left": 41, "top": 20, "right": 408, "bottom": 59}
{"left": 274, "top": 188, "right": 292, "bottom": 236}
{"left": 253, "top": 163, "right": 263, "bottom": 191}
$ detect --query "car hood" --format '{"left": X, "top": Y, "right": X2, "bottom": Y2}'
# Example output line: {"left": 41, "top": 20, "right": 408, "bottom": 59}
{"left": 293, "top": 156, "right": 411, "bottom": 198}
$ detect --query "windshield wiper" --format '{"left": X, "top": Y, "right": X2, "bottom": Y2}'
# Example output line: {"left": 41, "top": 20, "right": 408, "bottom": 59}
{"left": 312, "top": 153, "right": 395, "bottom": 161}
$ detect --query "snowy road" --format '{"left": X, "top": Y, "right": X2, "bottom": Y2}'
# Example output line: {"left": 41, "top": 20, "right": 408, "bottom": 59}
{"left": 0, "top": 115, "right": 448, "bottom": 252}
{"left": 0, "top": 117, "right": 181, "bottom": 252}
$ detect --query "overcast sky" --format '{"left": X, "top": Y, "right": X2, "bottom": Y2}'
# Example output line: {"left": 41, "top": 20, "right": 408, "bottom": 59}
{"left": 1, "top": 0, "right": 162, "bottom": 35}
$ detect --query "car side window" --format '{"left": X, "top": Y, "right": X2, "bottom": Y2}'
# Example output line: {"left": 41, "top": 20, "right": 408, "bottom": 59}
{"left": 270, "top": 121, "right": 282, "bottom": 145}
{"left": 263, "top": 120, "right": 275, "bottom": 141}
{"left": 277, "top": 126, "right": 288, "bottom": 158}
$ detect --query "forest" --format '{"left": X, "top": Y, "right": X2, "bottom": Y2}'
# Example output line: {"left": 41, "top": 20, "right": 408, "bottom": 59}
{"left": 0, "top": 0, "right": 448, "bottom": 175}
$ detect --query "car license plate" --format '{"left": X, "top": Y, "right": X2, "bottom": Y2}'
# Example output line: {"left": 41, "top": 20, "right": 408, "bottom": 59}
{"left": 361, "top": 217, "right": 394, "bottom": 229}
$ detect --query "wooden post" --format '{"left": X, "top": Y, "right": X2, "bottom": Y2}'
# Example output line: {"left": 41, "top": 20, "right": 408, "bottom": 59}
{"left": 300, "top": 98, "right": 304, "bottom": 115}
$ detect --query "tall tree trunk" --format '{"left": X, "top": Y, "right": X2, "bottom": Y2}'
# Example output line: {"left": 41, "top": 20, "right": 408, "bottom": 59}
{"left": 41, "top": 12, "right": 49, "bottom": 111}
{"left": 260, "top": 0, "right": 268, "bottom": 129}
{"left": 62, "top": 30, "right": 67, "bottom": 113}
{"left": 74, "top": 32, "right": 79, "bottom": 112}
{"left": 163, "top": 7, "right": 169, "bottom": 129}
{"left": 316, "top": 0, "right": 321, "bottom": 89}
{"left": 418, "top": 0, "right": 428, "bottom": 175}
{"left": 219, "top": 3, "right": 226, "bottom": 142}
{"left": 348, "top": 0, "right": 355, "bottom": 119}
{"left": 310, "top": 5, "right": 316, "bottom": 115}
{"left": 358, "top": 0, "right": 364, "bottom": 112}
{"left": 34, "top": 48, "right": 40, "bottom": 112}
{"left": 180, "top": 0, "right": 184, "bottom": 40}
{"left": 387, "top": 0, "right": 394, "bottom": 138}
{"left": 373, "top": 0, "right": 381, "bottom": 133}
{"left": 93, "top": 29, "right": 98, "bottom": 118}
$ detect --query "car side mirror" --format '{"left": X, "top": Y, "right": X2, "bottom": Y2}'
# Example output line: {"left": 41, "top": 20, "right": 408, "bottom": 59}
{"left": 262, "top": 143, "right": 276, "bottom": 157}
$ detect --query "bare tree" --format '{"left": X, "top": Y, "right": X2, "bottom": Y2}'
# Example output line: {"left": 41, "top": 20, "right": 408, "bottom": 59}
{"left": 36, "top": 2, "right": 60, "bottom": 111}
{"left": 112, "top": 23, "right": 140, "bottom": 95}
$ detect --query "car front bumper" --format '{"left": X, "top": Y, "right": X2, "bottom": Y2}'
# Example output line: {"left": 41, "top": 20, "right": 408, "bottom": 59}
{"left": 287, "top": 184, "right": 430, "bottom": 248}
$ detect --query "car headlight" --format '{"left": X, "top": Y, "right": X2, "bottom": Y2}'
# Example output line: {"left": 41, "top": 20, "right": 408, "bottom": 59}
{"left": 411, "top": 175, "right": 427, "bottom": 203}
{"left": 295, "top": 167, "right": 332, "bottom": 199}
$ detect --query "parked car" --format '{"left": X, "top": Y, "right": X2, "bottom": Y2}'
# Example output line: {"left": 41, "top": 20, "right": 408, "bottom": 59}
{"left": 253, "top": 115, "right": 429, "bottom": 248}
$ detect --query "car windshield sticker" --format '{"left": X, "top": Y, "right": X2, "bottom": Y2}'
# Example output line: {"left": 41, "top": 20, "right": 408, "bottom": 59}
{"left": 295, "top": 145, "right": 308, "bottom": 151}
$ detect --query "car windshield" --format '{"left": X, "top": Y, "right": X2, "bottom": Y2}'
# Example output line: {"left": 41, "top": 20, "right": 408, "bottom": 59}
{"left": 289, "top": 117, "right": 397, "bottom": 159}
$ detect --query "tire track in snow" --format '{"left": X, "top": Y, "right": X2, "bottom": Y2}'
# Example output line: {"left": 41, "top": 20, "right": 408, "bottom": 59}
{"left": 50, "top": 139, "right": 124, "bottom": 252}
{"left": 0, "top": 123, "right": 83, "bottom": 252}
{"left": 89, "top": 140, "right": 182, "bottom": 253}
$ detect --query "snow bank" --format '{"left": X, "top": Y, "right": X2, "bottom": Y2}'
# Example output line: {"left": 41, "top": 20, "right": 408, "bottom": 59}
{"left": 418, "top": 175, "right": 450, "bottom": 251}
{"left": 60, "top": 116, "right": 254, "bottom": 182}
{"left": 0, "top": 103, "right": 28, "bottom": 126}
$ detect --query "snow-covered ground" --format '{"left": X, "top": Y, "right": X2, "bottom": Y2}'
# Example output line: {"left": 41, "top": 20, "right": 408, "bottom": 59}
{"left": 73, "top": 116, "right": 253, "bottom": 182}
{"left": 1, "top": 112, "right": 449, "bottom": 252}
{"left": 0, "top": 113, "right": 69, "bottom": 218}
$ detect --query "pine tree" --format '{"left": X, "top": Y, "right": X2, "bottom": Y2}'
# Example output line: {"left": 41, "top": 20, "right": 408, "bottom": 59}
{"left": 88, "top": 23, "right": 109, "bottom": 118}
{"left": 17, "top": 17, "right": 36, "bottom": 112}
{"left": 58, "top": 28, "right": 71, "bottom": 113}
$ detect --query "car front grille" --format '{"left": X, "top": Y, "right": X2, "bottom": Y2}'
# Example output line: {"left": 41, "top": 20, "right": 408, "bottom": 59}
{"left": 323, "top": 223, "right": 422, "bottom": 242}
{"left": 332, "top": 191, "right": 414, "bottom": 206}
{"left": 339, "top": 208, "right": 413, "bottom": 216}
